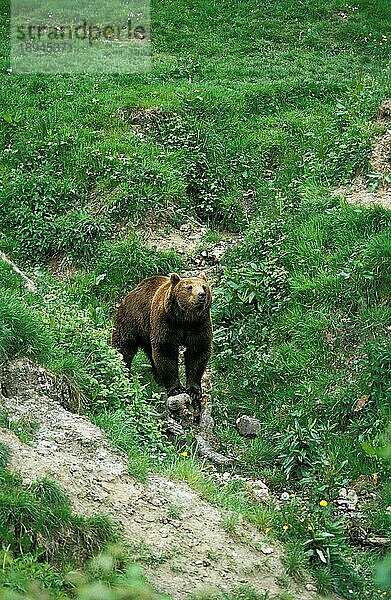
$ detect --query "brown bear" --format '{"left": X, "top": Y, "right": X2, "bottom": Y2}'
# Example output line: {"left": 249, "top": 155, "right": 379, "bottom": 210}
{"left": 112, "top": 273, "right": 212, "bottom": 410}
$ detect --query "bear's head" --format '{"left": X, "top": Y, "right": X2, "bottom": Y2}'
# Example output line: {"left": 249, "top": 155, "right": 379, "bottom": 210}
{"left": 169, "top": 273, "right": 212, "bottom": 315}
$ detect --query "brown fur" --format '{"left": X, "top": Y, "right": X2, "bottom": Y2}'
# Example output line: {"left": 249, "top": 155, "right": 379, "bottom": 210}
{"left": 112, "top": 273, "right": 212, "bottom": 408}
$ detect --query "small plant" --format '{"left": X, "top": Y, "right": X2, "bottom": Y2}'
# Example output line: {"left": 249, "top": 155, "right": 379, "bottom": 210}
{"left": 128, "top": 542, "right": 171, "bottom": 567}
{"left": 202, "top": 229, "right": 223, "bottom": 244}
{"left": 282, "top": 541, "right": 308, "bottom": 580}
{"left": 167, "top": 504, "right": 182, "bottom": 520}
{"left": 30, "top": 479, "right": 70, "bottom": 508}
{"left": 277, "top": 418, "right": 324, "bottom": 480}
{"left": 220, "top": 512, "right": 240, "bottom": 537}
{"left": 205, "top": 548, "right": 219, "bottom": 562}
{"left": 0, "top": 442, "right": 9, "bottom": 469}
{"left": 0, "top": 548, "right": 166, "bottom": 599}
{"left": 8, "top": 418, "right": 38, "bottom": 445}
{"left": 310, "top": 565, "right": 334, "bottom": 595}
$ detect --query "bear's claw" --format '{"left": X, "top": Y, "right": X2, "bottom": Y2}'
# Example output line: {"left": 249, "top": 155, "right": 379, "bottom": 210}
{"left": 167, "top": 386, "right": 186, "bottom": 397}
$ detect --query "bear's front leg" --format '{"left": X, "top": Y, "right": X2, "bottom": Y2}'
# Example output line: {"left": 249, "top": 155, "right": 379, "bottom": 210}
{"left": 152, "top": 344, "right": 183, "bottom": 396}
{"left": 184, "top": 341, "right": 211, "bottom": 416}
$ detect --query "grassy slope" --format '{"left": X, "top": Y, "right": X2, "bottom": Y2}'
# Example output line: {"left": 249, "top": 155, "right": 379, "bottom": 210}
{"left": 0, "top": 0, "right": 390, "bottom": 598}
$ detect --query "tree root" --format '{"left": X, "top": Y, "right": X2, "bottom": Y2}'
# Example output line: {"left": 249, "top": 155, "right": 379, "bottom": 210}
{"left": 195, "top": 435, "right": 236, "bottom": 466}
{"left": 165, "top": 392, "right": 236, "bottom": 466}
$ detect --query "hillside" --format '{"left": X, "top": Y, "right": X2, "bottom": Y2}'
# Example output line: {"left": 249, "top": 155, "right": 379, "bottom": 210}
{"left": 0, "top": 0, "right": 391, "bottom": 598}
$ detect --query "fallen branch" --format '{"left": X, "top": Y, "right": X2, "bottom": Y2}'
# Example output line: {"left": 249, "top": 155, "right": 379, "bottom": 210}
{"left": 365, "top": 536, "right": 390, "bottom": 547}
{"left": 0, "top": 251, "right": 37, "bottom": 293}
{"left": 165, "top": 392, "right": 237, "bottom": 466}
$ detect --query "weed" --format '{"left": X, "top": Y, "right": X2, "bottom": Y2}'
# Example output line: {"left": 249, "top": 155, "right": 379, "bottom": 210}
{"left": 0, "top": 0, "right": 390, "bottom": 597}
{"left": 8, "top": 418, "right": 38, "bottom": 445}
{"left": 167, "top": 504, "right": 182, "bottom": 520}
{"left": 282, "top": 542, "right": 308, "bottom": 580}
{"left": 311, "top": 565, "right": 334, "bottom": 595}
{"left": 220, "top": 512, "right": 240, "bottom": 537}
{"left": 205, "top": 548, "right": 219, "bottom": 562}
{"left": 0, "top": 443, "right": 9, "bottom": 470}
{"left": 128, "top": 542, "right": 171, "bottom": 567}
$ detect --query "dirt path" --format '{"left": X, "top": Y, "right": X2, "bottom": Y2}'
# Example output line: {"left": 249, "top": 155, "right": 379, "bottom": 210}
{"left": 0, "top": 359, "right": 320, "bottom": 600}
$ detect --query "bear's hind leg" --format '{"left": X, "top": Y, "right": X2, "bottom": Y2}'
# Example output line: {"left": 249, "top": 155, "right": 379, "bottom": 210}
{"left": 119, "top": 339, "right": 139, "bottom": 372}
{"left": 141, "top": 341, "right": 161, "bottom": 384}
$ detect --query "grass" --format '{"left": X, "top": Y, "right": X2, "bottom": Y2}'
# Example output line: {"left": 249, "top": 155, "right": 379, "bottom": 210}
{"left": 0, "top": 448, "right": 119, "bottom": 597}
{"left": 7, "top": 417, "right": 38, "bottom": 444}
{"left": 0, "top": 0, "right": 391, "bottom": 597}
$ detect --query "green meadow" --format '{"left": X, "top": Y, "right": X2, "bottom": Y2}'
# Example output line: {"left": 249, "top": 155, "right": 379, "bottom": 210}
{"left": 0, "top": 0, "right": 390, "bottom": 598}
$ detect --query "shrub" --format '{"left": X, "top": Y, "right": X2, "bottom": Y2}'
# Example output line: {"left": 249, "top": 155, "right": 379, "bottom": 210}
{"left": 93, "top": 236, "right": 182, "bottom": 303}
{"left": 0, "top": 293, "right": 50, "bottom": 361}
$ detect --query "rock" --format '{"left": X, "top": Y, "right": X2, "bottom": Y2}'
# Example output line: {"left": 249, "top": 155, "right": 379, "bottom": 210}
{"left": 347, "top": 489, "right": 358, "bottom": 506}
{"left": 260, "top": 545, "right": 274, "bottom": 555}
{"left": 336, "top": 488, "right": 358, "bottom": 511}
{"left": 171, "top": 520, "right": 181, "bottom": 528}
{"left": 143, "top": 515, "right": 155, "bottom": 523}
{"left": 305, "top": 583, "right": 317, "bottom": 592}
{"left": 338, "top": 487, "right": 347, "bottom": 499}
{"left": 209, "top": 247, "right": 225, "bottom": 263}
{"left": 165, "top": 417, "right": 185, "bottom": 436}
{"left": 236, "top": 415, "right": 260, "bottom": 437}
{"left": 247, "top": 480, "right": 270, "bottom": 503}
{"left": 280, "top": 492, "right": 290, "bottom": 502}
{"left": 167, "top": 393, "right": 194, "bottom": 426}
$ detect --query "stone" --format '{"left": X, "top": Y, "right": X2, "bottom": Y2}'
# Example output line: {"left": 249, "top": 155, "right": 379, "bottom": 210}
{"left": 260, "top": 545, "right": 274, "bottom": 555}
{"left": 347, "top": 489, "right": 358, "bottom": 506}
{"left": 336, "top": 488, "right": 358, "bottom": 511}
{"left": 280, "top": 492, "right": 290, "bottom": 502}
{"left": 248, "top": 480, "right": 270, "bottom": 503}
{"left": 236, "top": 415, "right": 260, "bottom": 437}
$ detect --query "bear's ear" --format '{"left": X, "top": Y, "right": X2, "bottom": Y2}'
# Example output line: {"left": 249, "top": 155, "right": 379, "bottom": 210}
{"left": 199, "top": 272, "right": 207, "bottom": 282}
{"left": 169, "top": 273, "right": 181, "bottom": 286}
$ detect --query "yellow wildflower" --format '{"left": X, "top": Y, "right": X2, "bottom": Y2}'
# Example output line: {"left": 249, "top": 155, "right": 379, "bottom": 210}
{"left": 283, "top": 525, "right": 289, "bottom": 531}
{"left": 180, "top": 451, "right": 188, "bottom": 457}
{"left": 265, "top": 527, "right": 271, "bottom": 534}
{"left": 308, "top": 525, "right": 313, "bottom": 531}
{"left": 319, "top": 500, "right": 328, "bottom": 507}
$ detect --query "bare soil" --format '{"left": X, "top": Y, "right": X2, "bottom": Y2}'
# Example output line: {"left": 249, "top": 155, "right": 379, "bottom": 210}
{"left": 334, "top": 99, "right": 391, "bottom": 209}
{"left": 0, "top": 359, "right": 321, "bottom": 600}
